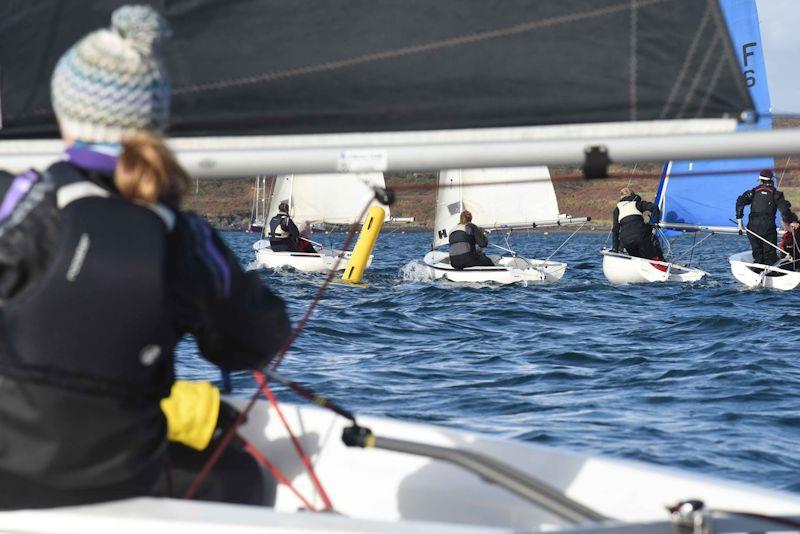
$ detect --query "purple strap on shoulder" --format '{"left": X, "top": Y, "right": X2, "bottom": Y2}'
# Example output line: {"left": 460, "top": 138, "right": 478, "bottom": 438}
{"left": 0, "top": 170, "right": 39, "bottom": 222}
{"left": 200, "top": 222, "right": 232, "bottom": 298}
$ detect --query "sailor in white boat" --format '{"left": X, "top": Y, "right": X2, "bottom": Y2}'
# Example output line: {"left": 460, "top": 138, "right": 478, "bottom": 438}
{"left": 611, "top": 187, "right": 666, "bottom": 263}
{"left": 779, "top": 211, "right": 800, "bottom": 271}
{"left": 736, "top": 169, "right": 793, "bottom": 266}
{"left": 0, "top": 6, "right": 291, "bottom": 509}
{"left": 449, "top": 210, "right": 495, "bottom": 269}
{"left": 267, "top": 201, "right": 314, "bottom": 252}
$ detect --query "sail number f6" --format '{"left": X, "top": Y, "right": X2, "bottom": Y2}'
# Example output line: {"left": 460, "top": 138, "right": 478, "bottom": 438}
{"left": 742, "top": 42, "right": 757, "bottom": 88}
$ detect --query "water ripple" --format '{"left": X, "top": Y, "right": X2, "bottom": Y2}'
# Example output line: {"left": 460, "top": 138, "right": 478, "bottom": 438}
{"left": 175, "top": 231, "right": 800, "bottom": 495}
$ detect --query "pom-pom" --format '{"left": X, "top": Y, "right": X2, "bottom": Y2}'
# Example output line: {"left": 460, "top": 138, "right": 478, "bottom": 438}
{"left": 111, "top": 5, "right": 171, "bottom": 53}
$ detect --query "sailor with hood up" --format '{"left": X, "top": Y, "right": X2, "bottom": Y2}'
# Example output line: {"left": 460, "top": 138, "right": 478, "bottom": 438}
{"left": 0, "top": 7, "right": 291, "bottom": 509}
{"left": 736, "top": 169, "right": 792, "bottom": 266}
{"left": 448, "top": 210, "right": 495, "bottom": 269}
{"left": 611, "top": 187, "right": 665, "bottom": 261}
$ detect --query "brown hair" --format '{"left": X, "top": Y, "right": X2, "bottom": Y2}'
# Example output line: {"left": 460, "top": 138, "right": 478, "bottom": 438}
{"left": 115, "top": 131, "right": 189, "bottom": 205}
{"left": 619, "top": 186, "right": 635, "bottom": 197}
{"left": 459, "top": 210, "right": 472, "bottom": 224}
{"left": 278, "top": 201, "right": 290, "bottom": 213}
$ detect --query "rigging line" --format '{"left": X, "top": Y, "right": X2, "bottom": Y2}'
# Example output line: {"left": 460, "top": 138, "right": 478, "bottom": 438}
{"left": 670, "top": 231, "right": 713, "bottom": 265}
{"left": 271, "top": 199, "right": 374, "bottom": 371}
{"left": 779, "top": 156, "right": 791, "bottom": 188}
{"left": 185, "top": 196, "right": 374, "bottom": 499}
{"left": 389, "top": 165, "right": 800, "bottom": 197}
{"left": 241, "top": 439, "right": 318, "bottom": 511}
{"left": 729, "top": 218, "right": 791, "bottom": 258}
{"left": 546, "top": 221, "right": 587, "bottom": 262}
{"left": 257, "top": 374, "right": 334, "bottom": 510}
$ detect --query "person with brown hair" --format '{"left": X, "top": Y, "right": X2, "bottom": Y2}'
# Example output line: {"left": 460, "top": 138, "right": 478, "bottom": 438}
{"left": 0, "top": 6, "right": 290, "bottom": 509}
{"left": 448, "top": 210, "right": 495, "bottom": 269}
{"left": 611, "top": 186, "right": 664, "bottom": 261}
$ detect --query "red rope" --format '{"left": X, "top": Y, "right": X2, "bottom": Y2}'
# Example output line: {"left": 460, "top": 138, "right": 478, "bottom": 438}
{"left": 257, "top": 373, "right": 334, "bottom": 510}
{"left": 185, "top": 199, "right": 373, "bottom": 502}
{"left": 241, "top": 440, "right": 318, "bottom": 511}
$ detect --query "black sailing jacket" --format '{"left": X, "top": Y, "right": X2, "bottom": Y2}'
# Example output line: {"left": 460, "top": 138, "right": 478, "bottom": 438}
{"left": 0, "top": 152, "right": 290, "bottom": 508}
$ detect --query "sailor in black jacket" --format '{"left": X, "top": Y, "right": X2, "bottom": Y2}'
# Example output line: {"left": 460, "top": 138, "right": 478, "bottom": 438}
{"left": 736, "top": 169, "right": 792, "bottom": 265}
{"left": 267, "top": 201, "right": 304, "bottom": 252}
{"left": 448, "top": 210, "right": 495, "bottom": 269}
{"left": 0, "top": 6, "right": 291, "bottom": 509}
{"left": 611, "top": 187, "right": 665, "bottom": 260}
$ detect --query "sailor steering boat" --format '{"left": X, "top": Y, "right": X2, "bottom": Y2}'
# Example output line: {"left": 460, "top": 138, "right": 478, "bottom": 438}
{"left": 422, "top": 167, "right": 588, "bottom": 285}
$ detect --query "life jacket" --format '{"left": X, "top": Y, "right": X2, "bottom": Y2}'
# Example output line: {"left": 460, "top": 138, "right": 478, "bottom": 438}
{"left": 0, "top": 161, "right": 176, "bottom": 401}
{"left": 268, "top": 213, "right": 290, "bottom": 240}
{"left": 617, "top": 200, "right": 644, "bottom": 222}
{"left": 448, "top": 223, "right": 474, "bottom": 258}
{"left": 749, "top": 185, "right": 777, "bottom": 219}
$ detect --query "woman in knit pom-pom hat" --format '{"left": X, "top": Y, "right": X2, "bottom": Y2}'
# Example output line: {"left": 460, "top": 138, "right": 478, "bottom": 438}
{"left": 0, "top": 5, "right": 290, "bottom": 509}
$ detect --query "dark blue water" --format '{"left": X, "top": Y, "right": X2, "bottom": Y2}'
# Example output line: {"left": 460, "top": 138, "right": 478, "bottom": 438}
{"left": 176, "top": 230, "right": 800, "bottom": 493}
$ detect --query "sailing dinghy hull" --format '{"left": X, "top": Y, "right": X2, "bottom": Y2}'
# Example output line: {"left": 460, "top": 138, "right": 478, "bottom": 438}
{"left": 729, "top": 251, "right": 800, "bottom": 290}
{"left": 601, "top": 250, "right": 706, "bottom": 284}
{"left": 253, "top": 240, "right": 371, "bottom": 273}
{"left": 6, "top": 398, "right": 800, "bottom": 532}
{"left": 423, "top": 250, "right": 565, "bottom": 285}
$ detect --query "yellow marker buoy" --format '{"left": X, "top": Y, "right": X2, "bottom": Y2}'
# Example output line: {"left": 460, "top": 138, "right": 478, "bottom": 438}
{"left": 342, "top": 205, "right": 385, "bottom": 283}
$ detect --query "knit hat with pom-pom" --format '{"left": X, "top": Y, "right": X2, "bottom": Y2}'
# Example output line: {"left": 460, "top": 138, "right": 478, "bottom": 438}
{"left": 51, "top": 5, "right": 171, "bottom": 144}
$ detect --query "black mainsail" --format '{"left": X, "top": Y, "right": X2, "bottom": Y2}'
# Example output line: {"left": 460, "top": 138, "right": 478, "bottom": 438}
{"left": 1, "top": 0, "right": 753, "bottom": 140}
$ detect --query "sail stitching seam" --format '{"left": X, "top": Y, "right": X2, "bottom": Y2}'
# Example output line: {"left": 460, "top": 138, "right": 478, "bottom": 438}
{"left": 675, "top": 31, "right": 721, "bottom": 119}
{"left": 660, "top": 4, "right": 711, "bottom": 119}
{"left": 708, "top": 0, "right": 752, "bottom": 107}
{"left": 695, "top": 52, "right": 727, "bottom": 118}
{"left": 170, "top": 0, "right": 668, "bottom": 96}
{"left": 629, "top": 0, "right": 638, "bottom": 121}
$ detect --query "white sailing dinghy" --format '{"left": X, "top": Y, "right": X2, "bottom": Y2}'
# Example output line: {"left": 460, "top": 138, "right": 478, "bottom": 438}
{"left": 423, "top": 167, "right": 587, "bottom": 284}
{"left": 252, "top": 172, "right": 389, "bottom": 273}
{"left": 3, "top": 0, "right": 800, "bottom": 531}
{"left": 601, "top": 248, "right": 706, "bottom": 284}
{"left": 5, "top": 397, "right": 800, "bottom": 533}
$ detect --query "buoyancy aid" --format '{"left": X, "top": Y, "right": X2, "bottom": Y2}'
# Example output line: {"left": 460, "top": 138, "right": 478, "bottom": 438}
{"left": 0, "top": 160, "right": 177, "bottom": 401}
{"left": 268, "top": 214, "right": 290, "bottom": 240}
{"left": 750, "top": 185, "right": 777, "bottom": 219}
{"left": 448, "top": 224, "right": 474, "bottom": 257}
{"left": 617, "top": 200, "right": 644, "bottom": 222}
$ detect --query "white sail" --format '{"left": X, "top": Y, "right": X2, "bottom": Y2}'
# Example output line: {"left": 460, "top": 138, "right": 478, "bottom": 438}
{"left": 268, "top": 172, "right": 389, "bottom": 225}
{"left": 432, "top": 167, "right": 558, "bottom": 248}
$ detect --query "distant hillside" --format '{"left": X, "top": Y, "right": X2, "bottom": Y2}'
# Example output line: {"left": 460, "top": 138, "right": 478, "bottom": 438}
{"left": 185, "top": 120, "right": 800, "bottom": 231}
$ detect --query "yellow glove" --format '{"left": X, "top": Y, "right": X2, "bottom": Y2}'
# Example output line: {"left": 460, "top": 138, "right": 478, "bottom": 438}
{"left": 160, "top": 380, "right": 221, "bottom": 451}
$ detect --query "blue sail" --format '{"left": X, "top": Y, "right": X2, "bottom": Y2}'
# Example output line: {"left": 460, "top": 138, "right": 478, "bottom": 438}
{"left": 655, "top": 0, "right": 774, "bottom": 232}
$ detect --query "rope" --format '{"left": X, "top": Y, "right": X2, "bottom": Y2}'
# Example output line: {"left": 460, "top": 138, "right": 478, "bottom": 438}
{"left": 241, "top": 440, "right": 318, "bottom": 511}
{"left": 778, "top": 156, "right": 791, "bottom": 188}
{"left": 185, "top": 197, "right": 374, "bottom": 501}
{"left": 546, "top": 221, "right": 587, "bottom": 262}
{"left": 669, "top": 232, "right": 713, "bottom": 265}
{"left": 258, "top": 374, "right": 334, "bottom": 510}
